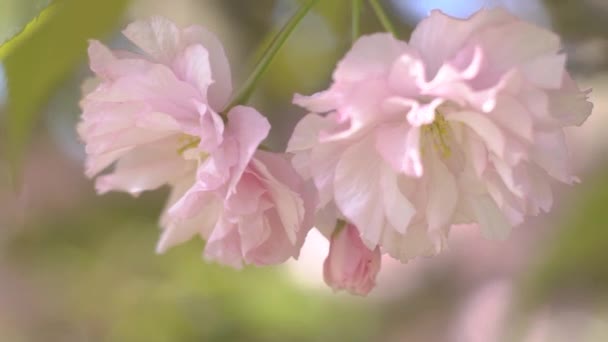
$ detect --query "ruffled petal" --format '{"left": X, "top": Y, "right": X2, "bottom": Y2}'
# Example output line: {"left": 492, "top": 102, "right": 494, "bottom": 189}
{"left": 224, "top": 106, "right": 271, "bottom": 195}
{"left": 469, "top": 194, "right": 512, "bottom": 240}
{"left": 122, "top": 16, "right": 182, "bottom": 64}
{"left": 334, "top": 33, "right": 409, "bottom": 82}
{"left": 182, "top": 26, "right": 233, "bottom": 111}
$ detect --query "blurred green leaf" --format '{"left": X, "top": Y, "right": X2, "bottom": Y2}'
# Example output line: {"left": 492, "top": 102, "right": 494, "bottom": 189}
{"left": 0, "top": 0, "right": 52, "bottom": 45}
{"left": 507, "top": 166, "right": 608, "bottom": 337}
{"left": 528, "top": 175, "right": 608, "bottom": 299}
{"left": 0, "top": 0, "right": 129, "bottom": 180}
{"left": 6, "top": 195, "right": 378, "bottom": 342}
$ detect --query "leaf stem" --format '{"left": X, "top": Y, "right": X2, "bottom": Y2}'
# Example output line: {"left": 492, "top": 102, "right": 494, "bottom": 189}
{"left": 351, "top": 0, "right": 362, "bottom": 43}
{"left": 368, "top": 0, "right": 397, "bottom": 36}
{"left": 223, "top": 0, "right": 320, "bottom": 112}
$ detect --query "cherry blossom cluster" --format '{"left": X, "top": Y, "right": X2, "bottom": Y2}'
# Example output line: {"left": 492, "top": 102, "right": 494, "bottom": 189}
{"left": 79, "top": 9, "right": 592, "bottom": 295}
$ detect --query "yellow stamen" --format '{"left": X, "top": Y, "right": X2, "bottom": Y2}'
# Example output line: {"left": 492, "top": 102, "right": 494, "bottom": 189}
{"left": 177, "top": 135, "right": 201, "bottom": 155}
{"left": 421, "top": 112, "right": 452, "bottom": 158}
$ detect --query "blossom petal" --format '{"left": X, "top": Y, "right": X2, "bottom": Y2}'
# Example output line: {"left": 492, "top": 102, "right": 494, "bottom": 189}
{"left": 122, "top": 16, "right": 181, "bottom": 64}
{"left": 375, "top": 123, "right": 423, "bottom": 177}
{"left": 182, "top": 26, "right": 233, "bottom": 111}
{"left": 447, "top": 111, "right": 505, "bottom": 158}
{"left": 426, "top": 152, "right": 458, "bottom": 232}
{"left": 287, "top": 114, "right": 331, "bottom": 152}
{"left": 172, "top": 44, "right": 213, "bottom": 101}
{"left": 334, "top": 33, "right": 409, "bottom": 82}
{"left": 409, "top": 8, "right": 515, "bottom": 77}
{"left": 470, "top": 194, "right": 512, "bottom": 240}
{"left": 157, "top": 198, "right": 221, "bottom": 254}
{"left": 334, "top": 137, "right": 386, "bottom": 248}
{"left": 95, "top": 139, "right": 191, "bottom": 195}
{"left": 381, "top": 166, "right": 416, "bottom": 234}
{"left": 252, "top": 152, "right": 305, "bottom": 244}
{"left": 224, "top": 106, "right": 271, "bottom": 195}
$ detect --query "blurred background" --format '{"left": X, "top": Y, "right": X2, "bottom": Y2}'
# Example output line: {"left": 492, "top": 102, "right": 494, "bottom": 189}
{"left": 0, "top": 0, "right": 608, "bottom": 341}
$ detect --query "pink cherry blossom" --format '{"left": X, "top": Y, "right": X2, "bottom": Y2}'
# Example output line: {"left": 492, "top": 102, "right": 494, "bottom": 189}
{"left": 78, "top": 16, "right": 231, "bottom": 196}
{"left": 78, "top": 17, "right": 313, "bottom": 268}
{"left": 157, "top": 108, "right": 315, "bottom": 268}
{"left": 323, "top": 223, "right": 381, "bottom": 296}
{"left": 287, "top": 8, "right": 593, "bottom": 262}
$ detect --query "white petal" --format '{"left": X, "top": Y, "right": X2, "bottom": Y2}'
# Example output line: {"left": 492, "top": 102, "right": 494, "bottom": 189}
{"left": 224, "top": 106, "right": 271, "bottom": 194}
{"left": 251, "top": 155, "right": 305, "bottom": 244}
{"left": 334, "top": 33, "right": 409, "bottom": 82}
{"left": 469, "top": 194, "right": 512, "bottom": 240}
{"left": 333, "top": 137, "right": 385, "bottom": 248}
{"left": 157, "top": 191, "right": 221, "bottom": 254}
{"left": 287, "top": 114, "right": 331, "bottom": 152}
{"left": 520, "top": 54, "right": 566, "bottom": 89}
{"left": 122, "top": 16, "right": 181, "bottom": 64}
{"left": 172, "top": 44, "right": 213, "bottom": 101}
{"left": 448, "top": 111, "right": 505, "bottom": 158}
{"left": 375, "top": 123, "right": 423, "bottom": 177}
{"left": 426, "top": 151, "right": 458, "bottom": 231}
{"left": 182, "top": 26, "right": 233, "bottom": 111}
{"left": 380, "top": 166, "right": 416, "bottom": 234}
{"left": 409, "top": 8, "right": 515, "bottom": 77}
{"left": 95, "top": 139, "right": 191, "bottom": 195}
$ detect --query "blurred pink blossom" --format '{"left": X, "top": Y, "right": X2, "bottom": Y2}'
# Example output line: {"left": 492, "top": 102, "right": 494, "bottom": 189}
{"left": 323, "top": 224, "right": 381, "bottom": 296}
{"left": 287, "top": 8, "right": 593, "bottom": 263}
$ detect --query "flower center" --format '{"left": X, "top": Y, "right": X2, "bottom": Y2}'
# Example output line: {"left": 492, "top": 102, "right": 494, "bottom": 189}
{"left": 177, "top": 135, "right": 201, "bottom": 155}
{"left": 177, "top": 134, "right": 209, "bottom": 162}
{"left": 421, "top": 113, "right": 451, "bottom": 158}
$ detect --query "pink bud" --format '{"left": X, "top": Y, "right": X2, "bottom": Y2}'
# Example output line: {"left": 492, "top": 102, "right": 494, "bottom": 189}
{"left": 323, "top": 224, "right": 381, "bottom": 296}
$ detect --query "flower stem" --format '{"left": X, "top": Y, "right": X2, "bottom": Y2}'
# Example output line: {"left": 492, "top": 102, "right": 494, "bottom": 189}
{"left": 351, "top": 0, "right": 362, "bottom": 43}
{"left": 368, "top": 0, "right": 397, "bottom": 36}
{"left": 224, "top": 0, "right": 320, "bottom": 112}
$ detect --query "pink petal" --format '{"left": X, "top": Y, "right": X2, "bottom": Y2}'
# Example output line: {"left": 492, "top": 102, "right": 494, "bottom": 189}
{"left": 375, "top": 123, "right": 423, "bottom": 177}
{"left": 172, "top": 44, "right": 213, "bottom": 101}
{"left": 122, "top": 16, "right": 181, "bottom": 64}
{"left": 489, "top": 95, "right": 534, "bottom": 142}
{"left": 381, "top": 222, "right": 438, "bottom": 262}
{"left": 426, "top": 151, "right": 458, "bottom": 232}
{"left": 94, "top": 139, "right": 191, "bottom": 195}
{"left": 224, "top": 106, "right": 271, "bottom": 195}
{"left": 380, "top": 166, "right": 416, "bottom": 234}
{"left": 253, "top": 151, "right": 307, "bottom": 243}
{"left": 334, "top": 33, "right": 409, "bottom": 83}
{"left": 520, "top": 54, "right": 566, "bottom": 89}
{"left": 333, "top": 138, "right": 386, "bottom": 248}
{"left": 182, "top": 26, "right": 233, "bottom": 111}
{"left": 469, "top": 194, "right": 512, "bottom": 240}
{"left": 409, "top": 8, "right": 515, "bottom": 77}
{"left": 447, "top": 111, "right": 506, "bottom": 158}
{"left": 157, "top": 197, "right": 220, "bottom": 254}
{"left": 204, "top": 218, "right": 244, "bottom": 269}
{"left": 532, "top": 130, "right": 577, "bottom": 184}
{"left": 286, "top": 114, "right": 332, "bottom": 152}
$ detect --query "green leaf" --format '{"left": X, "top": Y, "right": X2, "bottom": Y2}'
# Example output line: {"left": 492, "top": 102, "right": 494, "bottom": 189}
{"left": 1, "top": 0, "right": 130, "bottom": 181}
{"left": 502, "top": 168, "right": 608, "bottom": 341}
{"left": 0, "top": 0, "right": 52, "bottom": 45}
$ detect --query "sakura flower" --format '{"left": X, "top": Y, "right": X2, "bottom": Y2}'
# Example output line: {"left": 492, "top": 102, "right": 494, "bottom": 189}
{"left": 157, "top": 108, "right": 314, "bottom": 268}
{"left": 323, "top": 223, "right": 381, "bottom": 296}
{"left": 78, "top": 16, "right": 230, "bottom": 197}
{"left": 79, "top": 17, "right": 313, "bottom": 267}
{"left": 287, "top": 8, "right": 593, "bottom": 262}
